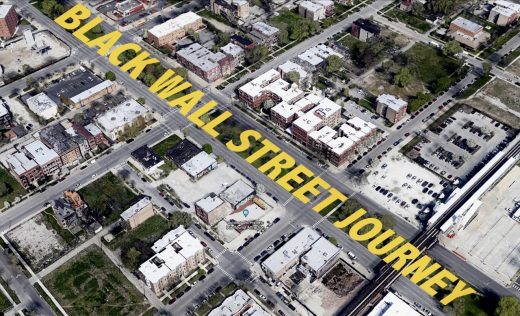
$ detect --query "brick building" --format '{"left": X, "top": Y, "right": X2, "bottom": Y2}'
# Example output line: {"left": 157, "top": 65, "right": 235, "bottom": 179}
{"left": 0, "top": 5, "right": 17, "bottom": 40}
{"left": 376, "top": 94, "right": 407, "bottom": 123}
{"left": 147, "top": 12, "right": 203, "bottom": 48}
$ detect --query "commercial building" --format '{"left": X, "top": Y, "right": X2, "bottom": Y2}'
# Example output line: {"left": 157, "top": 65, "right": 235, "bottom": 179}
{"left": 449, "top": 17, "right": 490, "bottom": 49}
{"left": 129, "top": 146, "right": 164, "bottom": 174}
{"left": 238, "top": 69, "right": 304, "bottom": 109}
{"left": 298, "top": 0, "right": 334, "bottom": 21}
{"left": 208, "top": 289, "right": 270, "bottom": 316}
{"left": 23, "top": 139, "right": 62, "bottom": 175}
{"left": 39, "top": 124, "right": 83, "bottom": 165}
{"left": 291, "top": 97, "right": 342, "bottom": 145}
{"left": 195, "top": 193, "right": 230, "bottom": 225}
{"left": 295, "top": 44, "right": 342, "bottom": 71}
{"left": 120, "top": 196, "right": 154, "bottom": 229}
{"left": 219, "top": 179, "right": 255, "bottom": 212}
{"left": 367, "top": 292, "right": 421, "bottom": 316}
{"left": 113, "top": 0, "right": 145, "bottom": 18}
{"left": 262, "top": 227, "right": 340, "bottom": 279}
{"left": 180, "top": 151, "right": 218, "bottom": 180}
{"left": 0, "top": 5, "right": 18, "bottom": 40}
{"left": 376, "top": 94, "right": 407, "bottom": 123}
{"left": 488, "top": 0, "right": 520, "bottom": 26}
{"left": 210, "top": 0, "right": 250, "bottom": 21}
{"left": 351, "top": 18, "right": 381, "bottom": 42}
{"left": 176, "top": 43, "right": 235, "bottom": 82}
{"left": 26, "top": 93, "right": 58, "bottom": 120}
{"left": 96, "top": 99, "right": 150, "bottom": 140}
{"left": 138, "top": 226, "right": 205, "bottom": 295}
{"left": 147, "top": 12, "right": 203, "bottom": 47}
{"left": 165, "top": 139, "right": 202, "bottom": 166}
{"left": 6, "top": 152, "right": 43, "bottom": 188}
{"left": 46, "top": 69, "right": 114, "bottom": 109}
{"left": 251, "top": 22, "right": 280, "bottom": 45}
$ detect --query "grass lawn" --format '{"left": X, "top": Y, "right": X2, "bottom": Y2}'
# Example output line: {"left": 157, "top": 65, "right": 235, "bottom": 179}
{"left": 339, "top": 34, "right": 361, "bottom": 50}
{"left": 198, "top": 9, "right": 234, "bottom": 26}
{"left": 152, "top": 134, "right": 182, "bottom": 157}
{"left": 385, "top": 9, "right": 431, "bottom": 33}
{"left": 43, "top": 246, "right": 149, "bottom": 316}
{"left": 107, "top": 215, "right": 169, "bottom": 250}
{"left": 0, "top": 278, "right": 20, "bottom": 305}
{"left": 0, "top": 291, "right": 12, "bottom": 314}
{"left": 79, "top": 172, "right": 137, "bottom": 225}
{"left": 0, "top": 167, "right": 27, "bottom": 208}
{"left": 403, "top": 43, "right": 461, "bottom": 91}
{"left": 221, "top": 282, "right": 237, "bottom": 296}
{"left": 501, "top": 48, "right": 520, "bottom": 67}
{"left": 328, "top": 198, "right": 364, "bottom": 223}
{"left": 41, "top": 208, "right": 77, "bottom": 245}
{"left": 195, "top": 302, "right": 212, "bottom": 316}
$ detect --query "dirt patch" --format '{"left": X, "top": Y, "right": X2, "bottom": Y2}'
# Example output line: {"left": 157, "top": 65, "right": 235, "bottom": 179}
{"left": 361, "top": 71, "right": 427, "bottom": 101}
{"left": 467, "top": 96, "right": 520, "bottom": 129}
{"left": 507, "top": 57, "right": 520, "bottom": 76}
{"left": 480, "top": 78, "right": 520, "bottom": 113}
{"left": 322, "top": 261, "right": 364, "bottom": 296}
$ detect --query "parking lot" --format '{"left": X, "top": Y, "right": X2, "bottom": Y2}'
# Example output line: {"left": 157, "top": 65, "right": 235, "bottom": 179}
{"left": 417, "top": 106, "right": 511, "bottom": 180}
{"left": 364, "top": 151, "right": 444, "bottom": 228}
{"left": 441, "top": 165, "right": 520, "bottom": 286}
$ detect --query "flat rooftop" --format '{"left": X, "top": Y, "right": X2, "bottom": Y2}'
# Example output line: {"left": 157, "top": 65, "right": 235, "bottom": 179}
{"left": 252, "top": 22, "right": 279, "bottom": 36}
{"left": 45, "top": 68, "right": 104, "bottom": 103}
{"left": 195, "top": 193, "right": 225, "bottom": 213}
{"left": 6, "top": 152, "right": 38, "bottom": 175}
{"left": 278, "top": 60, "right": 308, "bottom": 80}
{"left": 451, "top": 17, "right": 483, "bottom": 34}
{"left": 120, "top": 196, "right": 152, "bottom": 221}
{"left": 181, "top": 151, "right": 217, "bottom": 177}
{"left": 0, "top": 5, "right": 13, "bottom": 19}
{"left": 377, "top": 94, "right": 407, "bottom": 111}
{"left": 26, "top": 93, "right": 58, "bottom": 112}
{"left": 96, "top": 99, "right": 148, "bottom": 131}
{"left": 148, "top": 12, "right": 201, "bottom": 38}
{"left": 219, "top": 179, "right": 255, "bottom": 207}
{"left": 367, "top": 292, "right": 420, "bottom": 316}
{"left": 24, "top": 139, "right": 59, "bottom": 166}
{"left": 208, "top": 289, "right": 270, "bottom": 316}
{"left": 177, "top": 43, "right": 227, "bottom": 72}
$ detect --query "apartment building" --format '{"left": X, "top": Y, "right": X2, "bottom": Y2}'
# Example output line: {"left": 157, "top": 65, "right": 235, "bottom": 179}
{"left": 298, "top": 0, "right": 334, "bottom": 21}
{"left": 270, "top": 93, "right": 321, "bottom": 128}
{"left": 39, "top": 124, "right": 83, "bottom": 165}
{"left": 238, "top": 69, "right": 304, "bottom": 109}
{"left": 0, "top": 5, "right": 18, "bottom": 40}
{"left": 291, "top": 97, "right": 341, "bottom": 145}
{"left": 176, "top": 43, "right": 234, "bottom": 82}
{"left": 376, "top": 94, "right": 407, "bottom": 123}
{"left": 23, "top": 139, "right": 62, "bottom": 175}
{"left": 351, "top": 18, "right": 381, "bottom": 42}
{"left": 488, "top": 0, "right": 520, "bottom": 26}
{"left": 251, "top": 22, "right": 280, "bottom": 45}
{"left": 147, "top": 12, "right": 203, "bottom": 47}
{"left": 278, "top": 60, "right": 310, "bottom": 87}
{"left": 210, "top": 0, "right": 250, "bottom": 21}
{"left": 120, "top": 196, "right": 154, "bottom": 229}
{"left": 295, "top": 44, "right": 342, "bottom": 71}
{"left": 138, "top": 226, "right": 205, "bottom": 295}
{"left": 449, "top": 17, "right": 490, "bottom": 49}
{"left": 6, "top": 152, "right": 43, "bottom": 188}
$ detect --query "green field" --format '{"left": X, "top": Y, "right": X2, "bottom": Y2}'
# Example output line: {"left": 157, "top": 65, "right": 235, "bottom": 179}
{"left": 79, "top": 173, "right": 137, "bottom": 224}
{"left": 385, "top": 9, "right": 431, "bottom": 33}
{"left": 0, "top": 167, "right": 27, "bottom": 209}
{"left": 43, "top": 246, "right": 149, "bottom": 316}
{"left": 41, "top": 208, "right": 77, "bottom": 245}
{"left": 0, "top": 290, "right": 12, "bottom": 314}
{"left": 107, "top": 215, "right": 169, "bottom": 251}
{"left": 151, "top": 134, "right": 182, "bottom": 157}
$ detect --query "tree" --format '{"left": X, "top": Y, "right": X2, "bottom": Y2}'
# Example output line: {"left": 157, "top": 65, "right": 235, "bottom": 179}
{"left": 169, "top": 211, "right": 192, "bottom": 228}
{"left": 137, "top": 97, "right": 145, "bottom": 105}
{"left": 434, "top": 76, "right": 452, "bottom": 93}
{"left": 443, "top": 40, "right": 463, "bottom": 56}
{"left": 0, "top": 182, "right": 10, "bottom": 197}
{"left": 496, "top": 297, "right": 520, "bottom": 316}
{"left": 342, "top": 87, "right": 350, "bottom": 97}
{"left": 245, "top": 45, "right": 269, "bottom": 65}
{"left": 126, "top": 247, "right": 141, "bottom": 269}
{"left": 40, "top": 0, "right": 65, "bottom": 19}
{"left": 277, "top": 28, "right": 289, "bottom": 45}
{"left": 105, "top": 71, "right": 116, "bottom": 81}
{"left": 427, "top": 0, "right": 455, "bottom": 14}
{"left": 326, "top": 55, "right": 343, "bottom": 73}
{"left": 202, "top": 143, "right": 213, "bottom": 154}
{"left": 394, "top": 67, "right": 412, "bottom": 87}
{"left": 285, "top": 71, "right": 300, "bottom": 84}
{"left": 482, "top": 62, "right": 492, "bottom": 76}
{"left": 174, "top": 67, "right": 188, "bottom": 79}
{"left": 411, "top": 2, "right": 425, "bottom": 17}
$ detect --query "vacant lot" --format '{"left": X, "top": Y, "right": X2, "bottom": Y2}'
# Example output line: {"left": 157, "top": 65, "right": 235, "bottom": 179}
{"left": 79, "top": 172, "right": 137, "bottom": 224}
{"left": 480, "top": 78, "right": 520, "bottom": 114}
{"left": 43, "top": 245, "right": 149, "bottom": 316}
{"left": 507, "top": 56, "right": 520, "bottom": 76}
{"left": 0, "top": 167, "right": 27, "bottom": 209}
{"left": 151, "top": 134, "right": 182, "bottom": 157}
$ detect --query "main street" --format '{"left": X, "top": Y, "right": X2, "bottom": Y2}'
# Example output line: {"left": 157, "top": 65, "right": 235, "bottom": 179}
{"left": 3, "top": 1, "right": 520, "bottom": 314}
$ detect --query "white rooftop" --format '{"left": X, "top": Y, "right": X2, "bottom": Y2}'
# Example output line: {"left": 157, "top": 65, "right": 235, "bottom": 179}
{"left": 220, "top": 179, "right": 255, "bottom": 207}
{"left": 309, "top": 126, "right": 336, "bottom": 144}
{"left": 292, "top": 97, "right": 341, "bottom": 132}
{"left": 493, "top": 0, "right": 520, "bottom": 16}
{"left": 0, "top": 5, "right": 13, "bottom": 18}
{"left": 181, "top": 151, "right": 217, "bottom": 178}
{"left": 301, "top": 236, "right": 340, "bottom": 272}
{"left": 252, "top": 22, "right": 279, "bottom": 36}
{"left": 26, "top": 93, "right": 58, "bottom": 114}
{"left": 377, "top": 94, "right": 407, "bottom": 111}
{"left": 140, "top": 226, "right": 204, "bottom": 283}
{"left": 263, "top": 227, "right": 321, "bottom": 276}
{"left": 271, "top": 101, "right": 302, "bottom": 120}
{"left": 297, "top": 44, "right": 341, "bottom": 66}
{"left": 6, "top": 152, "right": 38, "bottom": 175}
{"left": 84, "top": 123, "right": 102, "bottom": 136}
{"left": 69, "top": 80, "right": 113, "bottom": 104}
{"left": 220, "top": 42, "right": 244, "bottom": 57}
{"left": 326, "top": 136, "right": 356, "bottom": 156}
{"left": 24, "top": 139, "right": 59, "bottom": 166}
{"left": 208, "top": 289, "right": 270, "bottom": 316}
{"left": 195, "top": 194, "right": 225, "bottom": 213}
{"left": 96, "top": 99, "right": 148, "bottom": 132}
{"left": 239, "top": 69, "right": 304, "bottom": 103}
{"left": 120, "top": 196, "right": 152, "bottom": 221}
{"left": 177, "top": 43, "right": 227, "bottom": 72}
{"left": 278, "top": 60, "right": 308, "bottom": 81}
{"left": 451, "top": 17, "right": 483, "bottom": 34}
{"left": 348, "top": 116, "right": 377, "bottom": 134}
{"left": 149, "top": 12, "right": 201, "bottom": 37}
{"left": 300, "top": 1, "right": 323, "bottom": 13}
{"left": 0, "top": 100, "right": 8, "bottom": 117}
{"left": 367, "top": 292, "right": 421, "bottom": 316}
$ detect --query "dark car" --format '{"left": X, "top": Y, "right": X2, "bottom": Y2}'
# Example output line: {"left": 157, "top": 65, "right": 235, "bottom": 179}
{"left": 287, "top": 304, "right": 296, "bottom": 311}
{"left": 273, "top": 217, "right": 280, "bottom": 223}
{"left": 126, "top": 138, "right": 134, "bottom": 143}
